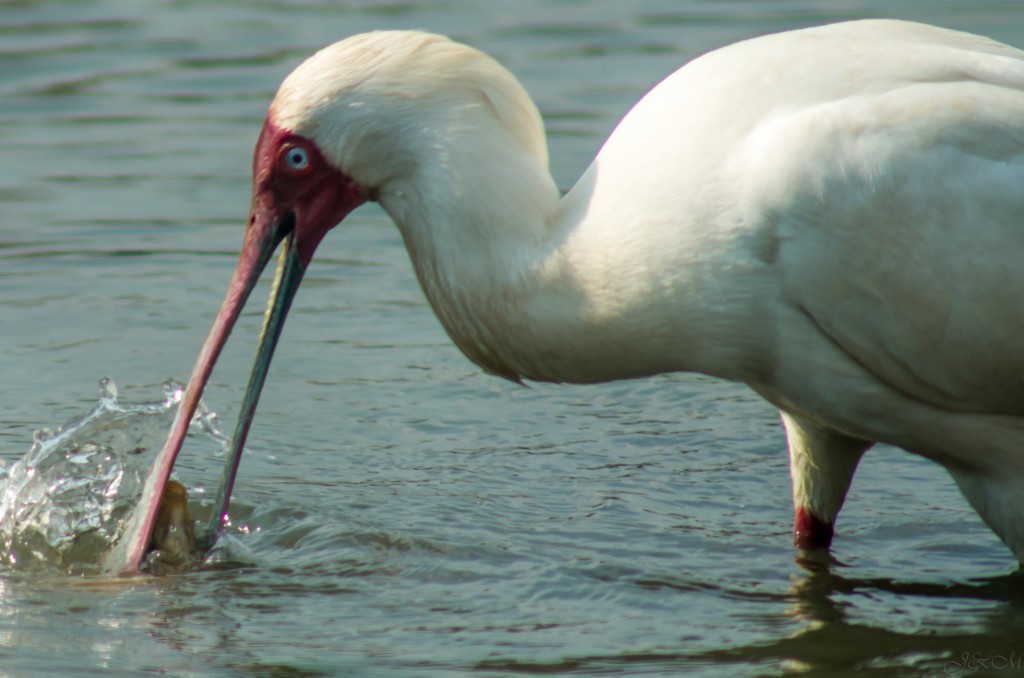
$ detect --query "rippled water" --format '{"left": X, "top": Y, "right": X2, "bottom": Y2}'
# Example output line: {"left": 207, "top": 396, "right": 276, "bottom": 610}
{"left": 2, "top": 1, "right": 1024, "bottom": 675}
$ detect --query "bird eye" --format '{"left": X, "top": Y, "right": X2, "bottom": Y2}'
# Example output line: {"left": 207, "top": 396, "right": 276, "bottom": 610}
{"left": 281, "top": 145, "right": 311, "bottom": 172}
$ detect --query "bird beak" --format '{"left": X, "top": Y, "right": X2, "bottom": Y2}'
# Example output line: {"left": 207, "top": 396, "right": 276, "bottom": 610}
{"left": 102, "top": 205, "right": 301, "bottom": 574}
{"left": 206, "top": 214, "right": 309, "bottom": 543}
{"left": 104, "top": 118, "right": 365, "bottom": 575}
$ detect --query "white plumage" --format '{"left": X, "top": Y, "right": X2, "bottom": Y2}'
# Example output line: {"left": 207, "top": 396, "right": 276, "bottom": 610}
{"left": 115, "top": 19, "right": 1024, "bottom": 573}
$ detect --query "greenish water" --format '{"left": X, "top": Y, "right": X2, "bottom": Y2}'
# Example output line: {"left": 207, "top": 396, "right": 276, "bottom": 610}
{"left": 1, "top": 1, "right": 1023, "bottom": 675}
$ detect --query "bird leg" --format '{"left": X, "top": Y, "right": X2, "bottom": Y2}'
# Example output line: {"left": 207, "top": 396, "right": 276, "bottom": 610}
{"left": 946, "top": 466, "right": 1024, "bottom": 565}
{"left": 782, "top": 412, "right": 871, "bottom": 549}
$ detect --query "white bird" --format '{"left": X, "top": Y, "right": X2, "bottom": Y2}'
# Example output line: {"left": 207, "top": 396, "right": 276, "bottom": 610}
{"left": 107, "top": 19, "right": 1024, "bottom": 573}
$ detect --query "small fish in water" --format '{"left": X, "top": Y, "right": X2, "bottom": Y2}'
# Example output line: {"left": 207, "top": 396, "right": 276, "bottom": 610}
{"left": 144, "top": 480, "right": 201, "bottom": 573}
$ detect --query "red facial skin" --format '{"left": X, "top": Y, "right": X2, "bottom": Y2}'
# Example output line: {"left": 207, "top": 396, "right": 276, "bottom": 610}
{"left": 248, "top": 117, "right": 366, "bottom": 268}
{"left": 106, "top": 116, "right": 366, "bottom": 574}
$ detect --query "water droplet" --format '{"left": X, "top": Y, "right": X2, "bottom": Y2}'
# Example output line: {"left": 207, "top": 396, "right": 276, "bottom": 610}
{"left": 161, "top": 378, "right": 184, "bottom": 406}
{"left": 99, "top": 377, "right": 118, "bottom": 402}
{"left": 0, "top": 379, "right": 231, "bottom": 574}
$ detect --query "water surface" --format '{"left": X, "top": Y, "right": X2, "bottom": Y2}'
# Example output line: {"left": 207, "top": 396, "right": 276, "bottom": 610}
{"left": 2, "top": 1, "right": 1023, "bottom": 675}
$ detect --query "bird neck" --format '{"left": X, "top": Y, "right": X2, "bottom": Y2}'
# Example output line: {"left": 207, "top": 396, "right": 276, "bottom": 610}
{"left": 379, "top": 136, "right": 767, "bottom": 385}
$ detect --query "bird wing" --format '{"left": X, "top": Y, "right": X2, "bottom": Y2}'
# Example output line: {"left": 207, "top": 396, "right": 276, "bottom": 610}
{"left": 565, "top": 20, "right": 1024, "bottom": 406}
{"left": 761, "top": 69, "right": 1024, "bottom": 414}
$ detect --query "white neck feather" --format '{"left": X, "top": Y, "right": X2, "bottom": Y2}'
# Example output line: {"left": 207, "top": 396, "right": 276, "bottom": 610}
{"left": 378, "top": 113, "right": 769, "bottom": 385}
{"left": 279, "top": 30, "right": 774, "bottom": 385}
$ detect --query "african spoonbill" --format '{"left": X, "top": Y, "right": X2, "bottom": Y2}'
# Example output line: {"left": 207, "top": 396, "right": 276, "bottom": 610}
{"left": 106, "top": 19, "right": 1024, "bottom": 573}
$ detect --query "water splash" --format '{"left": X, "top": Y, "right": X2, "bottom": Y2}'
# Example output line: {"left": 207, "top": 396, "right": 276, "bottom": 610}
{"left": 0, "top": 378, "right": 228, "bottom": 576}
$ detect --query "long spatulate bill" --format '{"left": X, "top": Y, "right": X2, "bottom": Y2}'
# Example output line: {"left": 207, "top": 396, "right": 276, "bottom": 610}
{"left": 101, "top": 114, "right": 364, "bottom": 575}
{"left": 101, "top": 220, "right": 299, "bottom": 575}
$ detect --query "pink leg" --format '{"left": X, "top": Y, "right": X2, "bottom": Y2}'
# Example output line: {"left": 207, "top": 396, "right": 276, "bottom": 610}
{"left": 782, "top": 412, "right": 871, "bottom": 551}
{"left": 793, "top": 506, "right": 834, "bottom": 549}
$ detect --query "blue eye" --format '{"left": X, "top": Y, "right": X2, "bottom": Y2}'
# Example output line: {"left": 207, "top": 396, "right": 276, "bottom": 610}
{"left": 282, "top": 146, "right": 310, "bottom": 171}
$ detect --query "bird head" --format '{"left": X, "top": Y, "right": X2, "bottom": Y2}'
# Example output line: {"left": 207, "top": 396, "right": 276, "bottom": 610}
{"left": 108, "top": 30, "right": 547, "bottom": 573}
